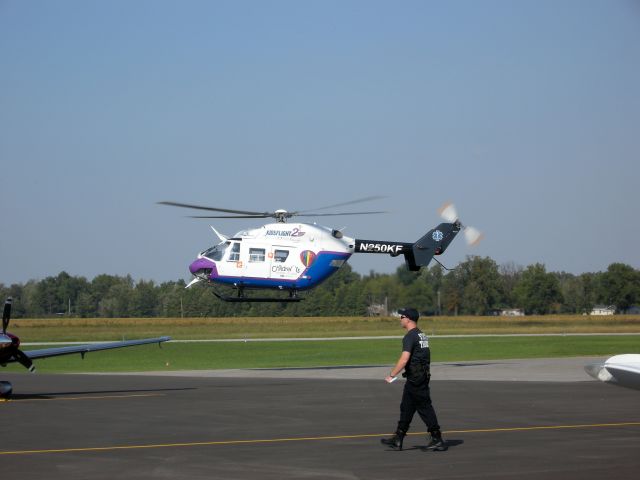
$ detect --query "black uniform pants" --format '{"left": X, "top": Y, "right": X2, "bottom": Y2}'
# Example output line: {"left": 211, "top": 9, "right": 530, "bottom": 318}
{"left": 397, "top": 377, "right": 440, "bottom": 434}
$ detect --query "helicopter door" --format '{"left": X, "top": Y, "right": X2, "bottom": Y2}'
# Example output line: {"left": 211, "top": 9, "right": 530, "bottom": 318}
{"left": 242, "top": 246, "right": 267, "bottom": 279}
{"left": 269, "top": 247, "right": 300, "bottom": 280}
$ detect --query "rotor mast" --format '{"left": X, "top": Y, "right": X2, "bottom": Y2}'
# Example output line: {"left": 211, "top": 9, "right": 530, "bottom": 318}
{"left": 274, "top": 209, "right": 288, "bottom": 223}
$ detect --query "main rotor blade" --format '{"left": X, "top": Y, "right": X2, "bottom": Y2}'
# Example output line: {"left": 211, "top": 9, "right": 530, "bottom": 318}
{"left": 157, "top": 201, "right": 268, "bottom": 216}
{"left": 295, "top": 210, "right": 387, "bottom": 217}
{"left": 188, "top": 215, "right": 273, "bottom": 219}
{"left": 2, "top": 298, "right": 11, "bottom": 334}
{"left": 295, "top": 196, "right": 387, "bottom": 214}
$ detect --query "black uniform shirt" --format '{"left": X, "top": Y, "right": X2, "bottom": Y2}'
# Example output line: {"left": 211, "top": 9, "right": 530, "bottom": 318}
{"left": 402, "top": 327, "right": 431, "bottom": 374}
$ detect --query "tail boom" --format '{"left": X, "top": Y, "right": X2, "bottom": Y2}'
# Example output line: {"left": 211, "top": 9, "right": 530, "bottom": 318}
{"left": 354, "top": 221, "right": 461, "bottom": 271}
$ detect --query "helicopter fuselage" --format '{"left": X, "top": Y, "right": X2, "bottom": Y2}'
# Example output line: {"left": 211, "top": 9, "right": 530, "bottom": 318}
{"left": 189, "top": 223, "right": 355, "bottom": 292}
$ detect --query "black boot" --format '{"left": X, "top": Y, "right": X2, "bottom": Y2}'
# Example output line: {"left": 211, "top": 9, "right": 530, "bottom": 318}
{"left": 425, "top": 430, "right": 447, "bottom": 451}
{"left": 380, "top": 430, "right": 406, "bottom": 450}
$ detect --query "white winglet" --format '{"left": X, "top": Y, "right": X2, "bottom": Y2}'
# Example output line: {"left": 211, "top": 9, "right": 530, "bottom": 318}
{"left": 210, "top": 226, "right": 228, "bottom": 243}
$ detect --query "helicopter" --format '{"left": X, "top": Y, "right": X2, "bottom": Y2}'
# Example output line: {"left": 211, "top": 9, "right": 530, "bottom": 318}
{"left": 1, "top": 297, "right": 170, "bottom": 397}
{"left": 159, "top": 199, "right": 482, "bottom": 302}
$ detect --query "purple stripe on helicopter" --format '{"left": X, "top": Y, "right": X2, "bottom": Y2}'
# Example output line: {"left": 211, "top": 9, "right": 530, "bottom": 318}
{"left": 210, "top": 251, "right": 351, "bottom": 291}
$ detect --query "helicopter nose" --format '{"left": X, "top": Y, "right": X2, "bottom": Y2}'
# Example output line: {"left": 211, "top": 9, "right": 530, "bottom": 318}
{"left": 189, "top": 257, "right": 215, "bottom": 276}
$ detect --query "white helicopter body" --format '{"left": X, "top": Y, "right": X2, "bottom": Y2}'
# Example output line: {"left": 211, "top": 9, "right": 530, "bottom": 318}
{"left": 189, "top": 222, "right": 354, "bottom": 293}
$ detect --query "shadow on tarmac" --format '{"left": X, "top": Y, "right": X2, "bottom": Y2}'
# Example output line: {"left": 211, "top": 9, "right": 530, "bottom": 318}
{"left": 382, "top": 439, "right": 464, "bottom": 452}
{"left": 8, "top": 387, "right": 196, "bottom": 400}
{"left": 415, "top": 439, "right": 464, "bottom": 451}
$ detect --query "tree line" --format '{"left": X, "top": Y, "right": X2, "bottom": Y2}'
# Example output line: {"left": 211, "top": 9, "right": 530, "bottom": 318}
{"left": 1, "top": 257, "right": 639, "bottom": 318}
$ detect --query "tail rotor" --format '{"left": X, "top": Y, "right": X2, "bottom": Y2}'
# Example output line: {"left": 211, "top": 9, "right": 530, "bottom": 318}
{"left": 438, "top": 202, "right": 483, "bottom": 246}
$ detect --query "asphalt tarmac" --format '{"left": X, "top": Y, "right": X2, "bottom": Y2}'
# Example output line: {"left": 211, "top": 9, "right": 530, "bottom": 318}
{"left": 1, "top": 362, "right": 639, "bottom": 479}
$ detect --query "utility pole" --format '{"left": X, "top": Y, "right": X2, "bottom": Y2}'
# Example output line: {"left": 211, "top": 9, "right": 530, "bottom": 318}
{"left": 437, "top": 290, "right": 441, "bottom": 316}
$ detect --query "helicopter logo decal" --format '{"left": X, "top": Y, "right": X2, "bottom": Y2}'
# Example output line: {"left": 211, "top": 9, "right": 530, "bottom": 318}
{"left": 300, "top": 250, "right": 317, "bottom": 267}
{"left": 432, "top": 230, "right": 444, "bottom": 242}
{"left": 266, "top": 227, "right": 306, "bottom": 237}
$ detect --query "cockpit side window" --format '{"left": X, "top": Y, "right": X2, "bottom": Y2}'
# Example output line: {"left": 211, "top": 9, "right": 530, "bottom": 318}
{"left": 228, "top": 242, "right": 241, "bottom": 261}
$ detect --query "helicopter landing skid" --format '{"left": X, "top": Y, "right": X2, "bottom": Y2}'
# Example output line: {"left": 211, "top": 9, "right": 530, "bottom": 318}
{"left": 211, "top": 290, "right": 303, "bottom": 303}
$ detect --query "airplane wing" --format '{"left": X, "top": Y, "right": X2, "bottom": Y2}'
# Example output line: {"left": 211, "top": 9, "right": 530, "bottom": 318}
{"left": 604, "top": 364, "right": 640, "bottom": 390}
{"left": 21, "top": 336, "right": 171, "bottom": 361}
{"left": 585, "top": 354, "right": 640, "bottom": 391}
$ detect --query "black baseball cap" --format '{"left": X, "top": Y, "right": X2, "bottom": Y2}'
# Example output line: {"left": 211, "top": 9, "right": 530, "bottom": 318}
{"left": 398, "top": 307, "right": 419, "bottom": 322}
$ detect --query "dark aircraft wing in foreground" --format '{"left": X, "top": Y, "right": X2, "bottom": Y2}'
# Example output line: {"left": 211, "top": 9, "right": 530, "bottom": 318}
{"left": 23, "top": 336, "right": 171, "bottom": 361}
{"left": 1, "top": 296, "right": 172, "bottom": 397}
{"left": 1, "top": 336, "right": 171, "bottom": 397}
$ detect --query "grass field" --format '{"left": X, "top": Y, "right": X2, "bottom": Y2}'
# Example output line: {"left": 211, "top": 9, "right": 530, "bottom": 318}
{"left": 8, "top": 315, "right": 640, "bottom": 342}
{"left": 3, "top": 316, "right": 638, "bottom": 373}
{"left": 3, "top": 335, "right": 639, "bottom": 373}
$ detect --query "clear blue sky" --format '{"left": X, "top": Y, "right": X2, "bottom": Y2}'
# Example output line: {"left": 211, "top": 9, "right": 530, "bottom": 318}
{"left": 1, "top": 0, "right": 638, "bottom": 284}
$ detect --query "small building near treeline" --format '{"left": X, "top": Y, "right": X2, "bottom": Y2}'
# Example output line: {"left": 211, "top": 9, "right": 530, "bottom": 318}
{"left": 590, "top": 305, "right": 616, "bottom": 315}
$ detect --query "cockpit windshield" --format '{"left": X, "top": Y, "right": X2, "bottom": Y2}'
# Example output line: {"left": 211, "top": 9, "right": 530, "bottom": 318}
{"left": 201, "top": 242, "right": 229, "bottom": 261}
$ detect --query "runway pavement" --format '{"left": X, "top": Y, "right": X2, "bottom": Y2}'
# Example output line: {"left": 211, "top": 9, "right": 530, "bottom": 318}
{"left": 1, "top": 358, "right": 639, "bottom": 479}
{"left": 98, "top": 356, "right": 605, "bottom": 382}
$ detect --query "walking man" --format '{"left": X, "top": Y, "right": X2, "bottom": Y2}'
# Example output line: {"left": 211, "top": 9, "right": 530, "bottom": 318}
{"left": 381, "top": 307, "right": 447, "bottom": 451}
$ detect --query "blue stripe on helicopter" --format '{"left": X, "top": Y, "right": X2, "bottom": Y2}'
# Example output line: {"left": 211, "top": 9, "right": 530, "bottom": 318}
{"left": 211, "top": 251, "right": 351, "bottom": 290}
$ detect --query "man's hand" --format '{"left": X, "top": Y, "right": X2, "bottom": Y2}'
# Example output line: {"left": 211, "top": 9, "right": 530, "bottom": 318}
{"left": 386, "top": 352, "right": 410, "bottom": 383}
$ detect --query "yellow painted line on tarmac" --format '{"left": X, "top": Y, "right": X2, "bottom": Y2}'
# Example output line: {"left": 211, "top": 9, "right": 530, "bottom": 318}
{"left": 1, "top": 421, "right": 639, "bottom": 456}
{"left": 0, "top": 393, "right": 165, "bottom": 403}
{"left": 437, "top": 422, "right": 640, "bottom": 435}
